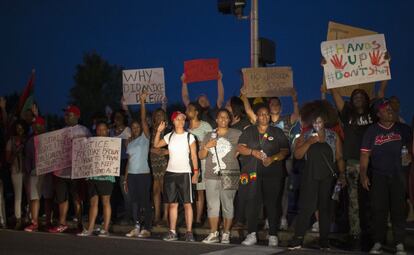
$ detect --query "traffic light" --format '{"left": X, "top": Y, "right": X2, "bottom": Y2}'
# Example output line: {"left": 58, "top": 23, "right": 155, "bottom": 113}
{"left": 217, "top": 0, "right": 247, "bottom": 17}
{"left": 259, "top": 37, "right": 276, "bottom": 66}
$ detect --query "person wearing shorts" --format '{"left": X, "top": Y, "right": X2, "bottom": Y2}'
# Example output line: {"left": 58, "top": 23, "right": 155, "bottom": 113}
{"left": 153, "top": 111, "right": 199, "bottom": 242}
{"left": 77, "top": 121, "right": 114, "bottom": 237}
{"left": 49, "top": 105, "right": 90, "bottom": 233}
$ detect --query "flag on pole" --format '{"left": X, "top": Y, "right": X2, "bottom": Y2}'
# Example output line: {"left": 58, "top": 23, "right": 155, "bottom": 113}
{"left": 17, "top": 69, "right": 35, "bottom": 118}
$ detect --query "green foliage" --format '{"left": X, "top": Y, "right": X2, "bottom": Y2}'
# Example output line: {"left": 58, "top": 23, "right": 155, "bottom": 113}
{"left": 69, "top": 52, "right": 122, "bottom": 127}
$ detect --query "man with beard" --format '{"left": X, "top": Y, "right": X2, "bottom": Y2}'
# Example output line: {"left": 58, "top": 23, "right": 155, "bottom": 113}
{"left": 360, "top": 98, "right": 412, "bottom": 255}
{"left": 181, "top": 71, "right": 224, "bottom": 128}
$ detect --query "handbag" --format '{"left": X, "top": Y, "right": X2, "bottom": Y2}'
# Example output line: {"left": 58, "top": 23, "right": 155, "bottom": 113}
{"left": 220, "top": 169, "right": 239, "bottom": 190}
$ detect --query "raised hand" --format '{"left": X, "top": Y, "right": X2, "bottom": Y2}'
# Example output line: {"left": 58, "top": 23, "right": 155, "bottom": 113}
{"left": 140, "top": 91, "right": 148, "bottom": 103}
{"left": 157, "top": 121, "right": 166, "bottom": 133}
{"left": 330, "top": 54, "right": 347, "bottom": 70}
{"left": 218, "top": 70, "right": 223, "bottom": 80}
{"left": 181, "top": 73, "right": 186, "bottom": 83}
{"left": 369, "top": 50, "right": 386, "bottom": 66}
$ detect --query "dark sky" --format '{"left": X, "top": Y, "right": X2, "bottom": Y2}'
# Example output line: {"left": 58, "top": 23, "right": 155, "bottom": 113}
{"left": 1, "top": 0, "right": 413, "bottom": 121}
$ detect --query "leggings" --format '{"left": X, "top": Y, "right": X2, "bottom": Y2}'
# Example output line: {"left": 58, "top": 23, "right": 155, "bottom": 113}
{"left": 128, "top": 173, "right": 152, "bottom": 230}
{"left": 11, "top": 172, "right": 24, "bottom": 219}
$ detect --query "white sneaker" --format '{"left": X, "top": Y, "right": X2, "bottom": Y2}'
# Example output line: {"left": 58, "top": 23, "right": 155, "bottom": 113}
{"left": 311, "top": 221, "right": 319, "bottom": 232}
{"left": 395, "top": 243, "right": 407, "bottom": 255}
{"left": 369, "top": 242, "right": 382, "bottom": 254}
{"left": 268, "top": 235, "right": 278, "bottom": 247}
{"left": 221, "top": 232, "right": 230, "bottom": 244}
{"left": 202, "top": 231, "right": 219, "bottom": 244}
{"left": 242, "top": 232, "right": 257, "bottom": 246}
{"left": 77, "top": 229, "right": 92, "bottom": 237}
{"left": 280, "top": 218, "right": 288, "bottom": 231}
{"left": 125, "top": 228, "right": 140, "bottom": 237}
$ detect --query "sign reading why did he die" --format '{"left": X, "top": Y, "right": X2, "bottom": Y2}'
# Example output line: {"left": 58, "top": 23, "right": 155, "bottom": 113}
{"left": 35, "top": 127, "right": 73, "bottom": 175}
{"left": 71, "top": 137, "right": 121, "bottom": 179}
{"left": 242, "top": 67, "right": 294, "bottom": 97}
{"left": 122, "top": 68, "right": 165, "bottom": 105}
{"left": 321, "top": 34, "right": 391, "bottom": 89}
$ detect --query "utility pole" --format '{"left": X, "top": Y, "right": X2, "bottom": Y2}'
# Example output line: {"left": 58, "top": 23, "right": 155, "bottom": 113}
{"left": 250, "top": 0, "right": 259, "bottom": 67}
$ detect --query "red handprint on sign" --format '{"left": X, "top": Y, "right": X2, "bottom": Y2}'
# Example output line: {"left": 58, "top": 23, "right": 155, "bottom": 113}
{"left": 330, "top": 54, "right": 347, "bottom": 70}
{"left": 369, "top": 50, "right": 386, "bottom": 66}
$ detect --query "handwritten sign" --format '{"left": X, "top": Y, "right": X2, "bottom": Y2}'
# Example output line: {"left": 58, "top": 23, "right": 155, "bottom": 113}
{"left": 123, "top": 68, "right": 165, "bottom": 105}
{"left": 324, "top": 22, "right": 379, "bottom": 97}
{"left": 35, "top": 128, "right": 73, "bottom": 175}
{"left": 321, "top": 34, "right": 391, "bottom": 89}
{"left": 242, "top": 67, "right": 293, "bottom": 97}
{"left": 184, "top": 59, "right": 219, "bottom": 83}
{"left": 71, "top": 137, "right": 121, "bottom": 179}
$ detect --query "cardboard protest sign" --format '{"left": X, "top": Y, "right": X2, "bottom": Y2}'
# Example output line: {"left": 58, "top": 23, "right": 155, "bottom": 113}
{"left": 123, "top": 68, "right": 165, "bottom": 105}
{"left": 242, "top": 67, "right": 294, "bottom": 97}
{"left": 71, "top": 137, "right": 121, "bottom": 179}
{"left": 324, "top": 22, "right": 379, "bottom": 97}
{"left": 184, "top": 59, "right": 219, "bottom": 83}
{"left": 321, "top": 34, "right": 391, "bottom": 90}
{"left": 35, "top": 127, "right": 72, "bottom": 175}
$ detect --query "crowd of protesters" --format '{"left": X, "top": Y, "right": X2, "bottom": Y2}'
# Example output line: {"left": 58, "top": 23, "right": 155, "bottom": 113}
{"left": 0, "top": 67, "right": 413, "bottom": 255}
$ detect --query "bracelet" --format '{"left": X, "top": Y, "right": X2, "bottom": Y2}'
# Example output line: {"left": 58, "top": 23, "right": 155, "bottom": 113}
{"left": 193, "top": 169, "right": 199, "bottom": 173}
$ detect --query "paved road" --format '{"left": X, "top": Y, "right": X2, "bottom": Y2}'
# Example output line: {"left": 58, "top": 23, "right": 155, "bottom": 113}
{"left": 0, "top": 229, "right": 380, "bottom": 255}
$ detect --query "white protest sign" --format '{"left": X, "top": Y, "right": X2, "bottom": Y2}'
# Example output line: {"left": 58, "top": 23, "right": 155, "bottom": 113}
{"left": 122, "top": 68, "right": 165, "bottom": 105}
{"left": 242, "top": 67, "right": 294, "bottom": 97}
{"left": 321, "top": 34, "right": 391, "bottom": 89}
{"left": 71, "top": 137, "right": 121, "bottom": 179}
{"left": 35, "top": 127, "right": 73, "bottom": 175}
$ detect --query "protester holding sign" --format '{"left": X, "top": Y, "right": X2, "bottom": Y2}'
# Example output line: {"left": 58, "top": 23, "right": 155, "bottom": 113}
{"left": 186, "top": 102, "right": 213, "bottom": 227}
{"left": 5, "top": 120, "right": 28, "bottom": 229}
{"left": 23, "top": 116, "right": 46, "bottom": 232}
{"left": 322, "top": 55, "right": 389, "bottom": 249}
{"left": 49, "top": 105, "right": 90, "bottom": 233}
{"left": 225, "top": 96, "right": 251, "bottom": 131}
{"left": 181, "top": 71, "right": 224, "bottom": 128}
{"left": 153, "top": 112, "right": 199, "bottom": 242}
{"left": 199, "top": 109, "right": 241, "bottom": 244}
{"left": 237, "top": 104, "right": 290, "bottom": 247}
{"left": 124, "top": 93, "right": 152, "bottom": 238}
{"left": 77, "top": 121, "right": 115, "bottom": 237}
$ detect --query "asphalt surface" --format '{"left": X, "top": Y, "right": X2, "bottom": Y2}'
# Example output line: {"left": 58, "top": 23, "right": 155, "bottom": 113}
{"left": 0, "top": 229, "right": 385, "bottom": 255}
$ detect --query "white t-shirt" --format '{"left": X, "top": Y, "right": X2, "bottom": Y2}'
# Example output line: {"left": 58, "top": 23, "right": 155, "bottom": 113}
{"left": 164, "top": 131, "right": 195, "bottom": 173}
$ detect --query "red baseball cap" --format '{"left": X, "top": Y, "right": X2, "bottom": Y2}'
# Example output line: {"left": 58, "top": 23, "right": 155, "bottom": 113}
{"left": 64, "top": 105, "right": 81, "bottom": 117}
{"left": 170, "top": 111, "right": 186, "bottom": 122}
{"left": 33, "top": 116, "right": 45, "bottom": 126}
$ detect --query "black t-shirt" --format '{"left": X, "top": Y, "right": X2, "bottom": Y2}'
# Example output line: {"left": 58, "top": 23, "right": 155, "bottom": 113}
{"left": 340, "top": 103, "right": 374, "bottom": 160}
{"left": 231, "top": 117, "right": 251, "bottom": 131}
{"left": 238, "top": 125, "right": 289, "bottom": 179}
{"left": 361, "top": 122, "right": 412, "bottom": 176}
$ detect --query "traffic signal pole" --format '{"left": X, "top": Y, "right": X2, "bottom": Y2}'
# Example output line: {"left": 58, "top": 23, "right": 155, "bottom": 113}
{"left": 250, "top": 0, "right": 259, "bottom": 67}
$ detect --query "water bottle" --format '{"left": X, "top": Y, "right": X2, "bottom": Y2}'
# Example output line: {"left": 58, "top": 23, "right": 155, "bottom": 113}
{"left": 402, "top": 146, "right": 409, "bottom": 167}
{"left": 331, "top": 183, "right": 341, "bottom": 201}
